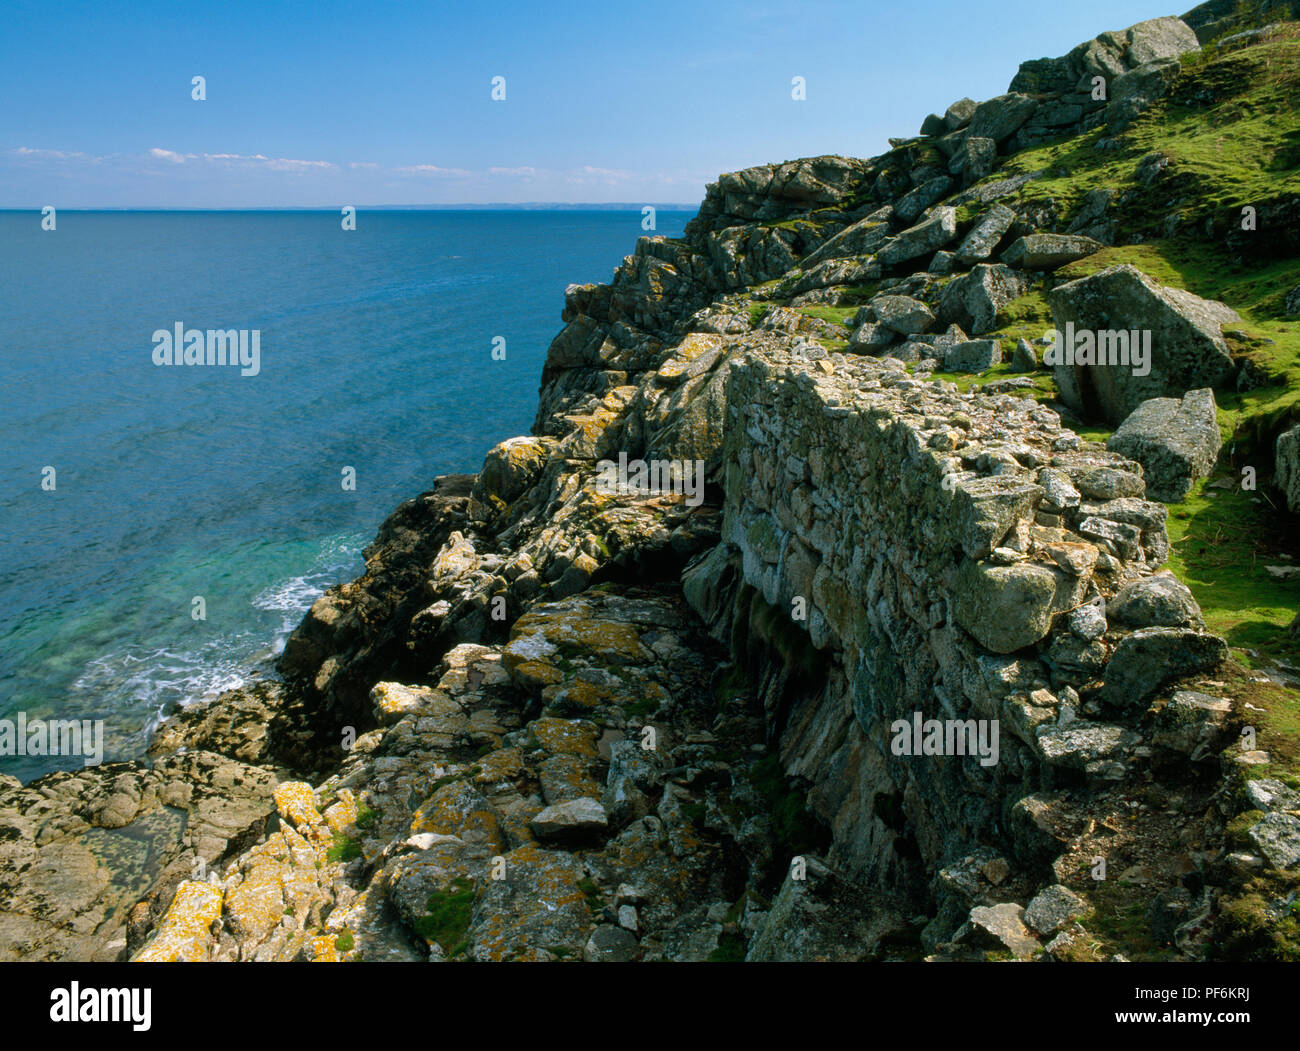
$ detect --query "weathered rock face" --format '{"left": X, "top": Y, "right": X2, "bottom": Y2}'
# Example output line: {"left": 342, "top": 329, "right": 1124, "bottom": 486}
{"left": 746, "top": 856, "right": 907, "bottom": 961}
{"left": 1010, "top": 16, "right": 1199, "bottom": 97}
{"left": 1048, "top": 265, "right": 1239, "bottom": 426}
{"left": 1106, "top": 388, "right": 1223, "bottom": 502}
{"left": 1276, "top": 424, "right": 1300, "bottom": 514}
{"left": 0, "top": 749, "right": 278, "bottom": 961}
{"left": 127, "top": 590, "right": 815, "bottom": 963}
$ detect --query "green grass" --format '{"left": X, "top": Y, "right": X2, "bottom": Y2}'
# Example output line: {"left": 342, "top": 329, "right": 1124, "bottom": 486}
{"left": 997, "top": 32, "right": 1300, "bottom": 228}
{"left": 1217, "top": 869, "right": 1300, "bottom": 960}
{"left": 413, "top": 876, "right": 477, "bottom": 956}
{"left": 1165, "top": 476, "right": 1300, "bottom": 665}
{"left": 577, "top": 877, "right": 605, "bottom": 911}
{"left": 795, "top": 304, "right": 858, "bottom": 327}
{"left": 921, "top": 361, "right": 1055, "bottom": 397}
{"left": 325, "top": 834, "right": 362, "bottom": 863}
{"left": 1076, "top": 881, "right": 1171, "bottom": 962}
{"left": 991, "top": 288, "right": 1054, "bottom": 347}
{"left": 815, "top": 338, "right": 850, "bottom": 353}
{"left": 1163, "top": 475, "right": 1300, "bottom": 783}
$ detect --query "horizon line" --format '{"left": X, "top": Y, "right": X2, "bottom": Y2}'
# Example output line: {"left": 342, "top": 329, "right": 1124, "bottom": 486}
{"left": 0, "top": 202, "right": 701, "bottom": 212}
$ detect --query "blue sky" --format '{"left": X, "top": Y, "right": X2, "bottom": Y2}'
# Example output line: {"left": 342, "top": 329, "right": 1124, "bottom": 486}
{"left": 0, "top": 0, "right": 1184, "bottom": 207}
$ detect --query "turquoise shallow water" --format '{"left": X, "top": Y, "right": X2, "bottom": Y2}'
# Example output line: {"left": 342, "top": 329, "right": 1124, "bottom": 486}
{"left": 0, "top": 208, "right": 692, "bottom": 781}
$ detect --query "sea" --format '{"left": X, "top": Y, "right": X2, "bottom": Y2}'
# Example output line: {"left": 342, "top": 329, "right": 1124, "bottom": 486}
{"left": 0, "top": 208, "right": 694, "bottom": 782}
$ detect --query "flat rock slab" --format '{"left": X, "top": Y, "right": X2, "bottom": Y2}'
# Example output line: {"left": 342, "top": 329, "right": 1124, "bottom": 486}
{"left": 528, "top": 797, "right": 609, "bottom": 842}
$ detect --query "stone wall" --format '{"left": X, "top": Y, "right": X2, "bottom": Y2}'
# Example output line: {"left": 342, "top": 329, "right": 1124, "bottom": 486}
{"left": 686, "top": 343, "right": 1226, "bottom": 943}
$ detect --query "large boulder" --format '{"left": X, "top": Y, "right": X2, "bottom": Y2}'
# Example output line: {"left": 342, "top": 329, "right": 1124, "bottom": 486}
{"left": 944, "top": 97, "right": 978, "bottom": 131}
{"left": 476, "top": 436, "right": 555, "bottom": 504}
{"left": 1002, "top": 233, "right": 1103, "bottom": 271}
{"left": 1247, "top": 813, "right": 1300, "bottom": 870}
{"left": 1106, "top": 388, "right": 1222, "bottom": 502}
{"left": 528, "top": 797, "right": 609, "bottom": 843}
{"left": 948, "top": 137, "right": 997, "bottom": 182}
{"left": 1276, "top": 424, "right": 1300, "bottom": 514}
{"left": 940, "top": 263, "right": 1030, "bottom": 335}
{"left": 955, "top": 204, "right": 1017, "bottom": 265}
{"left": 1124, "top": 16, "right": 1202, "bottom": 64}
{"left": 1150, "top": 689, "right": 1232, "bottom": 759}
{"left": 878, "top": 207, "right": 959, "bottom": 266}
{"left": 798, "top": 211, "right": 892, "bottom": 269}
{"left": 711, "top": 156, "right": 871, "bottom": 217}
{"left": 871, "top": 294, "right": 935, "bottom": 335}
{"left": 1010, "top": 339, "right": 1039, "bottom": 372}
{"left": 1108, "top": 58, "right": 1183, "bottom": 131}
{"left": 968, "top": 94, "right": 1039, "bottom": 144}
{"left": 1047, "top": 264, "right": 1239, "bottom": 425}
{"left": 954, "top": 561, "right": 1059, "bottom": 653}
{"left": 895, "top": 176, "right": 955, "bottom": 224}
{"left": 1024, "top": 885, "right": 1086, "bottom": 937}
{"left": 944, "top": 339, "right": 1002, "bottom": 373}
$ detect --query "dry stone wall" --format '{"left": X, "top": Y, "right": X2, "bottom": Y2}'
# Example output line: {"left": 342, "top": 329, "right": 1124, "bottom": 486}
{"left": 686, "top": 342, "right": 1227, "bottom": 940}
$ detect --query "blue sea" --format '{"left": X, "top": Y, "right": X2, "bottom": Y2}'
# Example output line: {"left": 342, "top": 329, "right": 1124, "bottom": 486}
{"left": 0, "top": 209, "right": 693, "bottom": 782}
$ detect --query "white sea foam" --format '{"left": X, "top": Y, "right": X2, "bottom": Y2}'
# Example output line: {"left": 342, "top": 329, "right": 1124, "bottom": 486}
{"left": 65, "top": 533, "right": 367, "bottom": 762}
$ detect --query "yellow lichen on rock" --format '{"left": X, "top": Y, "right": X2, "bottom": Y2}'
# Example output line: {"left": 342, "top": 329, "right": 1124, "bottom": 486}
{"left": 274, "top": 781, "right": 328, "bottom": 844}
{"left": 308, "top": 934, "right": 340, "bottom": 962}
{"left": 132, "top": 879, "right": 223, "bottom": 962}
{"left": 531, "top": 716, "right": 600, "bottom": 758}
{"left": 323, "top": 788, "right": 360, "bottom": 834}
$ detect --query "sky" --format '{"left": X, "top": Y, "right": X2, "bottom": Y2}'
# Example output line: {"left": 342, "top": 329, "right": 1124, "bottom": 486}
{"left": 0, "top": 0, "right": 1189, "bottom": 208}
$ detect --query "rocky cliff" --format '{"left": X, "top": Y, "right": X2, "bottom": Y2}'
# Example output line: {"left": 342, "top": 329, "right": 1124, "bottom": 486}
{"left": 3, "top": 2, "right": 1299, "bottom": 963}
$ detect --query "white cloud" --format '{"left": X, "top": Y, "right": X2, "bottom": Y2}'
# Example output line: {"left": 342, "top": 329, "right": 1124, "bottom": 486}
{"left": 8, "top": 146, "right": 100, "bottom": 163}
{"left": 394, "top": 164, "right": 472, "bottom": 177}
{"left": 144, "top": 148, "right": 335, "bottom": 172}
